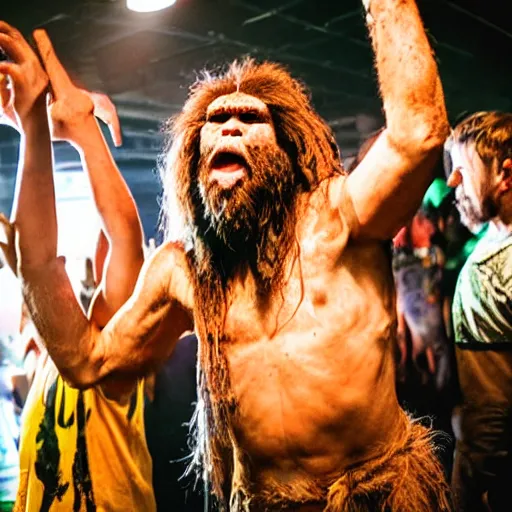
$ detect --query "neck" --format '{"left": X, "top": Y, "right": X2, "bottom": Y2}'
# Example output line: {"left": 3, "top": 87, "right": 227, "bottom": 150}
{"left": 494, "top": 192, "right": 512, "bottom": 228}
{"left": 490, "top": 219, "right": 512, "bottom": 236}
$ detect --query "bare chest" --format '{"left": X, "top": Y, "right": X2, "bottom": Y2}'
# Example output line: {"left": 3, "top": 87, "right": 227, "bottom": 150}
{"left": 219, "top": 227, "right": 397, "bottom": 473}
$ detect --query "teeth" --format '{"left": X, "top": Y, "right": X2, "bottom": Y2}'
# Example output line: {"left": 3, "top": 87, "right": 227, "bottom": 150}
{"left": 210, "top": 168, "right": 246, "bottom": 188}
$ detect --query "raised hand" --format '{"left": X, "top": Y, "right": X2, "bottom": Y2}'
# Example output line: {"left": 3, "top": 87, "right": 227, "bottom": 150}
{"left": 0, "top": 22, "right": 48, "bottom": 125}
{"left": 33, "top": 29, "right": 122, "bottom": 147}
{"left": 0, "top": 72, "right": 18, "bottom": 129}
{"left": 1, "top": 68, "right": 121, "bottom": 147}
{"left": 87, "top": 91, "right": 122, "bottom": 147}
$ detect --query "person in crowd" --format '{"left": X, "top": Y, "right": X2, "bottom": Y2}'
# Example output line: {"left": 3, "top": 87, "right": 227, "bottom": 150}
{"left": 446, "top": 111, "right": 512, "bottom": 512}
{"left": 393, "top": 207, "right": 449, "bottom": 390}
{"left": 353, "top": 133, "right": 456, "bottom": 478}
{"left": 392, "top": 202, "right": 456, "bottom": 477}
{"left": 1, "top": 0, "right": 453, "bottom": 508}
{"left": 144, "top": 331, "right": 204, "bottom": 512}
{"left": 79, "top": 257, "right": 96, "bottom": 313}
{"left": 0, "top": 27, "right": 153, "bottom": 509}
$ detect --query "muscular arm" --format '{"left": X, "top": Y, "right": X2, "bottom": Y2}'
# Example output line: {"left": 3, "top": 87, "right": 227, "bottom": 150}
{"left": 0, "top": 24, "right": 56, "bottom": 270}
{"left": 342, "top": 0, "right": 449, "bottom": 240}
{"left": 22, "top": 242, "right": 194, "bottom": 392}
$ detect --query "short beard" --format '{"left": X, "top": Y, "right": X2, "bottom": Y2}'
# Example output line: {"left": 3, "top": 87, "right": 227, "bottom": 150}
{"left": 194, "top": 143, "right": 299, "bottom": 295}
{"left": 457, "top": 191, "right": 498, "bottom": 232}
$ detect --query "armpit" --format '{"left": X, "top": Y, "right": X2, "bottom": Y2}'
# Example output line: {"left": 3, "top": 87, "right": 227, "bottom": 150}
{"left": 328, "top": 175, "right": 360, "bottom": 238}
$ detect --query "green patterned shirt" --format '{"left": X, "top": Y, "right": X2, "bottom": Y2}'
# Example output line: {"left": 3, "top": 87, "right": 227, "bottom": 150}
{"left": 453, "top": 228, "right": 512, "bottom": 345}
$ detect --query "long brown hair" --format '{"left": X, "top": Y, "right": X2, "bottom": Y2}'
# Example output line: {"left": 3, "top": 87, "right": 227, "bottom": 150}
{"left": 159, "top": 58, "right": 343, "bottom": 508}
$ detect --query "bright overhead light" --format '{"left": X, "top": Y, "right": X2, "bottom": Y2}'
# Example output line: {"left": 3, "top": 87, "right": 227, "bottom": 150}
{"left": 127, "top": 0, "right": 176, "bottom": 13}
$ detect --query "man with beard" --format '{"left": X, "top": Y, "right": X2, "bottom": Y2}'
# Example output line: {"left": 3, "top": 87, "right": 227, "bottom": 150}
{"left": 446, "top": 111, "right": 512, "bottom": 512}
{"left": 5, "top": 0, "right": 452, "bottom": 510}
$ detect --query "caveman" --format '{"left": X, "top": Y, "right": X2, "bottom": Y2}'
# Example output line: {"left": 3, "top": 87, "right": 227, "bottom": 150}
{"left": 1, "top": 0, "right": 452, "bottom": 509}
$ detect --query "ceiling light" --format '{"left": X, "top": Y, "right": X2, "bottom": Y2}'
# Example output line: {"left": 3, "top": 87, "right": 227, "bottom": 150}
{"left": 127, "top": 0, "right": 176, "bottom": 13}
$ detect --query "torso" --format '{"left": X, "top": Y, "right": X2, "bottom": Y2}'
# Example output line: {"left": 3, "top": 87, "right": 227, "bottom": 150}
{"left": 15, "top": 353, "right": 155, "bottom": 512}
{"left": 453, "top": 227, "right": 512, "bottom": 347}
{"left": 211, "top": 177, "right": 403, "bottom": 497}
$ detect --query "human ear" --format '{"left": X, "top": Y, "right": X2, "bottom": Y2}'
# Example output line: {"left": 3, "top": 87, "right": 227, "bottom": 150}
{"left": 498, "top": 158, "right": 512, "bottom": 193}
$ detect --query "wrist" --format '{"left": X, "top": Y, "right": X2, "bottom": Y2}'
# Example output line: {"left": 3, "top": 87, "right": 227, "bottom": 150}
{"left": 18, "top": 96, "right": 48, "bottom": 132}
{"left": 65, "top": 115, "right": 103, "bottom": 152}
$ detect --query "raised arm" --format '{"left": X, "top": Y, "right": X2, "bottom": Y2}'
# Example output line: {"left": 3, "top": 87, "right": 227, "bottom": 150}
{"left": 1, "top": 24, "right": 192, "bottom": 398}
{"left": 341, "top": 0, "right": 449, "bottom": 240}
{"left": 32, "top": 31, "right": 144, "bottom": 326}
{"left": 0, "top": 23, "right": 55, "bottom": 270}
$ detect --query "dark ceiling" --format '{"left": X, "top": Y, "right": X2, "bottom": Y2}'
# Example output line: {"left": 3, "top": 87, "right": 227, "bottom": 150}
{"left": 0, "top": 0, "right": 510, "bottom": 239}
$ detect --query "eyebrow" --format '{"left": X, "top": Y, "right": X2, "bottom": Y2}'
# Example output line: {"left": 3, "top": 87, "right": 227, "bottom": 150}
{"left": 206, "top": 105, "right": 270, "bottom": 120}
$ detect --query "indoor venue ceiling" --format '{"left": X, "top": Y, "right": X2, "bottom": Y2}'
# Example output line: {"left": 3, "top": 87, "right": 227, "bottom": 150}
{"left": 0, "top": 0, "right": 510, "bottom": 239}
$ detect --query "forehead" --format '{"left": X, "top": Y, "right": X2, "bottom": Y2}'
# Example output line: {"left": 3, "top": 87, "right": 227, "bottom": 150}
{"left": 206, "top": 92, "right": 269, "bottom": 114}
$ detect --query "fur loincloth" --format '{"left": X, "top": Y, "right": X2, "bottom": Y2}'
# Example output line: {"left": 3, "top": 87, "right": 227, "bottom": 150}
{"left": 234, "top": 415, "right": 453, "bottom": 511}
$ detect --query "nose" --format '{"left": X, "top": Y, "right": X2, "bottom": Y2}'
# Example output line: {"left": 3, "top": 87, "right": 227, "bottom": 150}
{"left": 447, "top": 169, "right": 462, "bottom": 188}
{"left": 221, "top": 117, "right": 243, "bottom": 137}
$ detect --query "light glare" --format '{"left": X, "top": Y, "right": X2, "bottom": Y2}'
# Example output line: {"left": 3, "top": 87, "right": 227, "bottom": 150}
{"left": 127, "top": 0, "right": 176, "bottom": 12}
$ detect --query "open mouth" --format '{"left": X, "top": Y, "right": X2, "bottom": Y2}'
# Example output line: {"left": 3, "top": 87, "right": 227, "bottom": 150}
{"left": 209, "top": 151, "right": 248, "bottom": 188}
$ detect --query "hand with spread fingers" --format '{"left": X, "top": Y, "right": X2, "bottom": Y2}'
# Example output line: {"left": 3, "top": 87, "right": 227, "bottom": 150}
{"left": 0, "top": 27, "right": 121, "bottom": 146}
{"left": 0, "top": 22, "right": 48, "bottom": 125}
{"left": 32, "top": 29, "right": 122, "bottom": 147}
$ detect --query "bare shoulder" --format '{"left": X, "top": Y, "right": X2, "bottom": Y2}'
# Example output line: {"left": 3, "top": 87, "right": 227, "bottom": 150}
{"left": 144, "top": 240, "right": 194, "bottom": 311}
{"left": 305, "top": 173, "right": 359, "bottom": 238}
{"left": 139, "top": 241, "right": 184, "bottom": 283}
{"left": 343, "top": 130, "right": 443, "bottom": 240}
{"left": 96, "top": 241, "right": 194, "bottom": 391}
{"left": 149, "top": 239, "right": 187, "bottom": 267}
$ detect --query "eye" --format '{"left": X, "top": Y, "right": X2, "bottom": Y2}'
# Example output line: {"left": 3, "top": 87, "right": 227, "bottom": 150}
{"left": 208, "top": 113, "right": 230, "bottom": 123}
{"left": 239, "top": 112, "right": 263, "bottom": 124}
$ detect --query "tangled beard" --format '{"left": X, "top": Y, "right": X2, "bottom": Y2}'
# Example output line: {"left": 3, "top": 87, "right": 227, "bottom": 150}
{"left": 199, "top": 145, "right": 294, "bottom": 241}
{"left": 187, "top": 144, "right": 301, "bottom": 506}
{"left": 194, "top": 143, "right": 298, "bottom": 292}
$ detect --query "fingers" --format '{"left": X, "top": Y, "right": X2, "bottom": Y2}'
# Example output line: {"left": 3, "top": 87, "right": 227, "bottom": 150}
{"left": 32, "top": 28, "right": 73, "bottom": 99}
{"left": 0, "top": 241, "right": 18, "bottom": 276}
{"left": 0, "top": 61, "right": 18, "bottom": 77}
{"left": 0, "top": 23, "right": 34, "bottom": 64}
{"left": 0, "top": 214, "right": 18, "bottom": 275}
{"left": 0, "top": 33, "right": 26, "bottom": 64}
{"left": 89, "top": 91, "right": 123, "bottom": 147}
{"left": 0, "top": 212, "right": 13, "bottom": 229}
{"left": 107, "top": 108, "right": 122, "bottom": 147}
{"left": 0, "top": 63, "right": 21, "bottom": 122}
{"left": 0, "top": 240, "right": 8, "bottom": 267}
{"left": 0, "top": 72, "right": 11, "bottom": 106}
{"left": 0, "top": 61, "right": 20, "bottom": 84}
{"left": 0, "top": 21, "right": 22, "bottom": 38}
{"left": 0, "top": 213, "right": 14, "bottom": 243}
